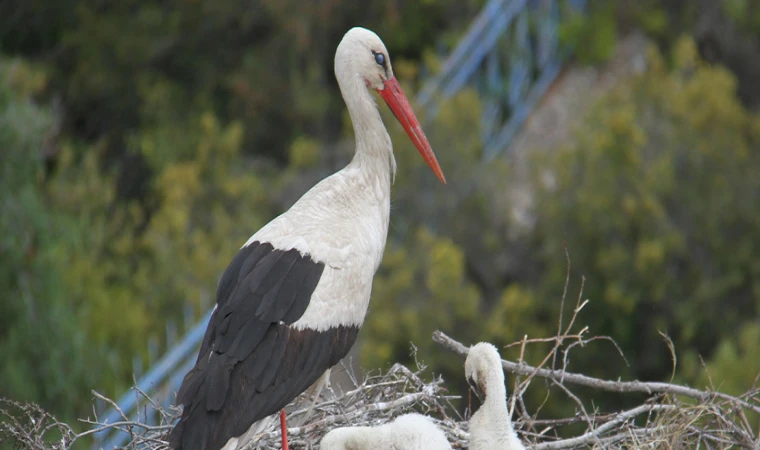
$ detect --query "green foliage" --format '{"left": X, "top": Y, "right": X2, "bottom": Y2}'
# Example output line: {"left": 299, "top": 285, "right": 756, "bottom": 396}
{"left": 2, "top": 0, "right": 759, "bottom": 428}
{"left": 47, "top": 107, "right": 275, "bottom": 387}
{"left": 528, "top": 37, "right": 760, "bottom": 387}
{"left": 685, "top": 323, "right": 760, "bottom": 396}
{"left": 0, "top": 59, "right": 99, "bottom": 425}
{"left": 364, "top": 227, "right": 480, "bottom": 376}
{"left": 289, "top": 137, "right": 321, "bottom": 169}
{"left": 362, "top": 84, "right": 554, "bottom": 399}
{"left": 0, "top": 56, "right": 278, "bottom": 412}
{"left": 0, "top": 0, "right": 486, "bottom": 422}
{"left": 559, "top": 4, "right": 618, "bottom": 65}
{"left": 723, "top": 0, "right": 760, "bottom": 36}
{"left": 0, "top": 0, "right": 485, "bottom": 167}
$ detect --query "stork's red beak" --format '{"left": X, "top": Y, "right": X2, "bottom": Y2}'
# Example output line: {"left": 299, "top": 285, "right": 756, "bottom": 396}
{"left": 378, "top": 77, "right": 446, "bottom": 184}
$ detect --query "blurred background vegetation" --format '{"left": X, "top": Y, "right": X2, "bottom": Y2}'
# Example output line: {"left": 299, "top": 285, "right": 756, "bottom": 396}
{"left": 1, "top": 0, "right": 759, "bottom": 435}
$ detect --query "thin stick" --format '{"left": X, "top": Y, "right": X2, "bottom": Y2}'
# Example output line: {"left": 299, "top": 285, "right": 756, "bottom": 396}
{"left": 553, "top": 240, "right": 571, "bottom": 371}
{"left": 533, "top": 404, "right": 678, "bottom": 450}
{"left": 433, "top": 330, "right": 760, "bottom": 415}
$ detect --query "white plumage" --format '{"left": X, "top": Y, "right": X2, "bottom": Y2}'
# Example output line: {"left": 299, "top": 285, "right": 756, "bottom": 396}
{"left": 245, "top": 161, "right": 389, "bottom": 332}
{"left": 465, "top": 343, "right": 527, "bottom": 450}
{"left": 320, "top": 413, "right": 453, "bottom": 450}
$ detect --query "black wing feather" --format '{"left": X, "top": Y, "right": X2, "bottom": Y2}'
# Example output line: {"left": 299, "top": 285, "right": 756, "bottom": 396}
{"left": 247, "top": 250, "right": 285, "bottom": 293}
{"left": 254, "top": 250, "right": 298, "bottom": 296}
{"left": 169, "top": 241, "right": 359, "bottom": 450}
{"left": 281, "top": 263, "right": 325, "bottom": 323}
{"left": 241, "top": 325, "right": 277, "bottom": 381}
{"left": 255, "top": 327, "right": 288, "bottom": 390}
{"left": 216, "top": 242, "right": 259, "bottom": 307}
{"left": 238, "top": 242, "right": 267, "bottom": 280}
{"left": 225, "top": 317, "right": 268, "bottom": 360}
{"left": 205, "top": 356, "right": 232, "bottom": 412}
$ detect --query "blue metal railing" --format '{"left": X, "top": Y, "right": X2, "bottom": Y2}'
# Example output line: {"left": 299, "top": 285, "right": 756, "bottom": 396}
{"left": 419, "top": 0, "right": 585, "bottom": 160}
{"left": 92, "top": 1, "right": 584, "bottom": 447}
{"left": 95, "top": 308, "right": 213, "bottom": 449}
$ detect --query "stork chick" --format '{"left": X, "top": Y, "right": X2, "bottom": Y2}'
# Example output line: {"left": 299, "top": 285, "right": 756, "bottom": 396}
{"left": 465, "top": 343, "right": 526, "bottom": 450}
{"left": 320, "top": 413, "right": 452, "bottom": 450}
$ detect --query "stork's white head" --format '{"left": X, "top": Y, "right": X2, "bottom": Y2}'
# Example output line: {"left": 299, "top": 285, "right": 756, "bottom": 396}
{"left": 465, "top": 342, "right": 503, "bottom": 401}
{"left": 335, "top": 27, "right": 394, "bottom": 92}
{"left": 335, "top": 27, "right": 446, "bottom": 184}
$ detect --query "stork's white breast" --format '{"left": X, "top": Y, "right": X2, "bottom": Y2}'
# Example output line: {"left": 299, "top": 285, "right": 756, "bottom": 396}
{"left": 244, "top": 166, "right": 390, "bottom": 331}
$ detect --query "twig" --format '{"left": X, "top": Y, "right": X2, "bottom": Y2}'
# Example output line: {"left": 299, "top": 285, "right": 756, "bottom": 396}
{"left": 533, "top": 404, "right": 678, "bottom": 450}
{"left": 433, "top": 330, "right": 760, "bottom": 415}
{"left": 552, "top": 241, "right": 571, "bottom": 372}
{"left": 549, "top": 379, "right": 600, "bottom": 446}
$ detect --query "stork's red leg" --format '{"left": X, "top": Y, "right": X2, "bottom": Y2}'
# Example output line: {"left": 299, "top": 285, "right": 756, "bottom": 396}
{"left": 280, "top": 409, "right": 289, "bottom": 450}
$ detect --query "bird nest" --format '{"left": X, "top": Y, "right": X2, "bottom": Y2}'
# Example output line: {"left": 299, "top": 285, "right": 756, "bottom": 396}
{"left": 0, "top": 359, "right": 467, "bottom": 450}
{"left": 3, "top": 335, "right": 758, "bottom": 450}
{"left": 240, "top": 360, "right": 468, "bottom": 449}
{"left": 2, "top": 273, "right": 759, "bottom": 450}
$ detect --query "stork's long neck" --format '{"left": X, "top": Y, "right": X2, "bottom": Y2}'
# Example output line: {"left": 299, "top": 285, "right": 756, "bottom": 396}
{"left": 480, "top": 369, "right": 524, "bottom": 449}
{"left": 483, "top": 370, "right": 509, "bottom": 422}
{"left": 340, "top": 76, "right": 396, "bottom": 186}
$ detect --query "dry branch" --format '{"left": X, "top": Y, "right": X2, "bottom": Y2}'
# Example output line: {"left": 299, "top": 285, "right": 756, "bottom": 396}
{"left": 3, "top": 330, "right": 759, "bottom": 450}
{"left": 433, "top": 330, "right": 760, "bottom": 415}
{"left": 0, "top": 360, "right": 468, "bottom": 450}
{"left": 533, "top": 404, "right": 677, "bottom": 450}
{"left": 434, "top": 330, "right": 760, "bottom": 449}
{"left": 238, "top": 361, "right": 468, "bottom": 449}
{"left": 3, "top": 293, "right": 759, "bottom": 450}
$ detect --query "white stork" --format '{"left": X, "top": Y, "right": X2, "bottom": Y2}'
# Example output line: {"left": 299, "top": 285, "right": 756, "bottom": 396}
{"left": 320, "top": 413, "right": 453, "bottom": 450}
{"left": 465, "top": 343, "right": 526, "bottom": 450}
{"left": 168, "top": 27, "right": 446, "bottom": 450}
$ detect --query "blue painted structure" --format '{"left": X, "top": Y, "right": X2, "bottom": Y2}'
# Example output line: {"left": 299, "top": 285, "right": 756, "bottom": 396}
{"left": 92, "top": 0, "right": 584, "bottom": 447}
{"left": 418, "top": 0, "right": 585, "bottom": 160}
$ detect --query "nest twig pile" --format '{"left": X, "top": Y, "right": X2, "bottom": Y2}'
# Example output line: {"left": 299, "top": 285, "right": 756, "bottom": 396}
{"left": 0, "top": 359, "right": 467, "bottom": 450}
{"left": 239, "top": 360, "right": 467, "bottom": 449}
{"left": 435, "top": 331, "right": 760, "bottom": 449}
{"left": 2, "top": 330, "right": 759, "bottom": 449}
{"left": 2, "top": 266, "right": 759, "bottom": 449}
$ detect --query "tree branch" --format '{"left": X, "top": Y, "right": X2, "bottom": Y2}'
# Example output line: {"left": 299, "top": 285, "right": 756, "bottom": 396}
{"left": 533, "top": 404, "right": 678, "bottom": 450}
{"left": 432, "top": 330, "right": 760, "bottom": 415}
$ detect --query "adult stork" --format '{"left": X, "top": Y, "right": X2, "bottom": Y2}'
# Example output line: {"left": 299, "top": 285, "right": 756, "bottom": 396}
{"left": 168, "top": 27, "right": 446, "bottom": 450}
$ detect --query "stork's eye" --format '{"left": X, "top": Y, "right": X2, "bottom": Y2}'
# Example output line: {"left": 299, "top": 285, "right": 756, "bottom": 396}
{"left": 374, "top": 52, "right": 386, "bottom": 66}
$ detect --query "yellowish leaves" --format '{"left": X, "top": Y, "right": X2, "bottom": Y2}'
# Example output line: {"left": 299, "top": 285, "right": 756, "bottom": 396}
{"left": 485, "top": 285, "right": 538, "bottom": 340}
{"left": 621, "top": 194, "right": 637, "bottom": 216}
{"left": 532, "top": 34, "right": 760, "bottom": 395}
{"left": 289, "top": 136, "right": 321, "bottom": 168}
{"left": 362, "top": 227, "right": 481, "bottom": 371}
{"left": 47, "top": 101, "right": 271, "bottom": 379}
{"left": 603, "top": 282, "right": 635, "bottom": 313}
{"left": 424, "top": 234, "right": 465, "bottom": 293}
{"left": 200, "top": 111, "right": 218, "bottom": 134}
{"left": 596, "top": 244, "right": 627, "bottom": 272}
{"left": 685, "top": 323, "right": 760, "bottom": 416}
{"left": 661, "top": 39, "right": 746, "bottom": 140}
{"left": 47, "top": 145, "right": 116, "bottom": 215}
{"left": 634, "top": 239, "right": 665, "bottom": 274}
{"left": 392, "top": 59, "right": 419, "bottom": 81}
{"left": 672, "top": 36, "right": 699, "bottom": 72}
{"left": 159, "top": 162, "right": 201, "bottom": 202}
{"left": 3, "top": 59, "right": 48, "bottom": 97}
{"left": 199, "top": 113, "right": 244, "bottom": 164}
{"left": 421, "top": 49, "right": 443, "bottom": 77}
